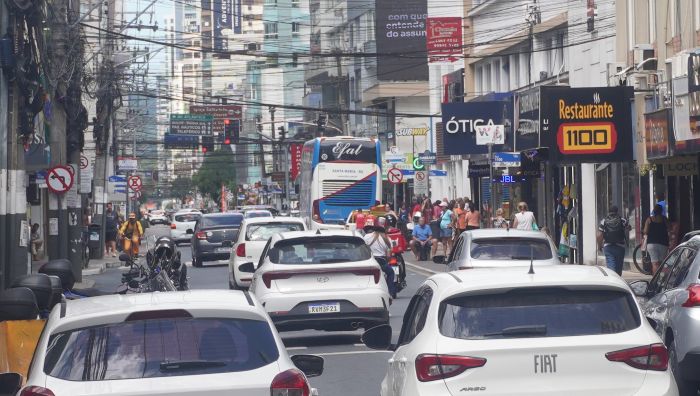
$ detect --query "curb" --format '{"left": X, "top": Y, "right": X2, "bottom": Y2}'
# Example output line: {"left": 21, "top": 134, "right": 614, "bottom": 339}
{"left": 105, "top": 261, "right": 122, "bottom": 269}
{"left": 405, "top": 262, "right": 437, "bottom": 277}
{"left": 81, "top": 264, "right": 104, "bottom": 276}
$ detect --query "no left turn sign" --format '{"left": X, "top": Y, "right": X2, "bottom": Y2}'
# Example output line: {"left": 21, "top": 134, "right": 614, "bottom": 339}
{"left": 387, "top": 167, "right": 403, "bottom": 185}
{"left": 128, "top": 175, "right": 143, "bottom": 192}
{"left": 46, "top": 166, "right": 74, "bottom": 194}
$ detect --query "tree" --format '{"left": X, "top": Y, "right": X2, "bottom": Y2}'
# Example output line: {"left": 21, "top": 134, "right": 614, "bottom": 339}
{"left": 192, "top": 148, "right": 237, "bottom": 203}
{"left": 169, "top": 177, "right": 195, "bottom": 203}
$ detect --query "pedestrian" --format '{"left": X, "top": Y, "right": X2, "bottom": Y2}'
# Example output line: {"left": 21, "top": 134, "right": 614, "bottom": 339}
{"left": 454, "top": 199, "right": 467, "bottom": 238}
{"left": 512, "top": 201, "right": 537, "bottom": 230}
{"left": 655, "top": 192, "right": 667, "bottom": 217}
{"left": 104, "top": 202, "right": 119, "bottom": 257}
{"left": 411, "top": 198, "right": 422, "bottom": 218}
{"left": 491, "top": 208, "right": 509, "bottom": 228}
{"left": 363, "top": 217, "right": 397, "bottom": 298}
{"left": 409, "top": 216, "right": 433, "bottom": 260}
{"left": 398, "top": 202, "right": 410, "bottom": 224}
{"left": 30, "top": 223, "right": 43, "bottom": 261}
{"left": 420, "top": 198, "right": 432, "bottom": 222}
{"left": 465, "top": 201, "right": 482, "bottom": 230}
{"left": 597, "top": 205, "right": 630, "bottom": 275}
{"left": 434, "top": 201, "right": 454, "bottom": 257}
{"left": 643, "top": 204, "right": 671, "bottom": 274}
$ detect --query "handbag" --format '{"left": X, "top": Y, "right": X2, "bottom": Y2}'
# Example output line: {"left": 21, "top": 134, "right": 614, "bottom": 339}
{"left": 531, "top": 221, "right": 539, "bottom": 231}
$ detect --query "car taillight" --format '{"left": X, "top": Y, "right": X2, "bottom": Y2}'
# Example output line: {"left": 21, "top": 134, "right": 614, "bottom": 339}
{"left": 196, "top": 231, "right": 207, "bottom": 240}
{"left": 415, "top": 354, "right": 486, "bottom": 382}
{"left": 20, "top": 387, "right": 56, "bottom": 396}
{"left": 236, "top": 243, "right": 246, "bottom": 257}
{"left": 606, "top": 343, "right": 668, "bottom": 371}
{"left": 682, "top": 284, "right": 700, "bottom": 307}
{"left": 270, "top": 368, "right": 310, "bottom": 396}
{"left": 170, "top": 223, "right": 176, "bottom": 229}
{"left": 312, "top": 200, "right": 323, "bottom": 224}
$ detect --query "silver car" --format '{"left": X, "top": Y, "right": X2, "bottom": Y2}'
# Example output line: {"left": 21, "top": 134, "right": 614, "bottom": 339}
{"left": 433, "top": 229, "right": 560, "bottom": 271}
{"left": 630, "top": 236, "right": 700, "bottom": 396}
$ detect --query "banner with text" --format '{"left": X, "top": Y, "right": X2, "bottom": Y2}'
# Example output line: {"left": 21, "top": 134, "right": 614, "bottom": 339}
{"left": 375, "top": 0, "right": 428, "bottom": 81}
{"left": 427, "top": 17, "right": 462, "bottom": 63}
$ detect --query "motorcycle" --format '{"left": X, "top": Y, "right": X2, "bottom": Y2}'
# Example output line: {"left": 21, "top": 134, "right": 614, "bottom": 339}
{"left": 146, "top": 236, "right": 189, "bottom": 291}
{"left": 387, "top": 254, "right": 406, "bottom": 293}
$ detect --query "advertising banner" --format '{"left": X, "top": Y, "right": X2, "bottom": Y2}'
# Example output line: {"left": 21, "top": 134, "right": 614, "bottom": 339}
{"left": 426, "top": 17, "right": 462, "bottom": 63}
{"left": 375, "top": 0, "right": 428, "bottom": 81}
{"left": 441, "top": 100, "right": 514, "bottom": 155}
{"left": 514, "top": 87, "right": 540, "bottom": 151}
{"left": 290, "top": 144, "right": 303, "bottom": 181}
{"left": 213, "top": 0, "right": 233, "bottom": 50}
{"left": 672, "top": 60, "right": 700, "bottom": 153}
{"left": 540, "top": 86, "right": 634, "bottom": 163}
{"left": 644, "top": 108, "right": 673, "bottom": 160}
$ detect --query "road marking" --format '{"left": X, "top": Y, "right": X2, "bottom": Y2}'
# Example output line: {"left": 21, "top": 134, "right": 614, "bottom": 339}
{"left": 314, "top": 350, "right": 393, "bottom": 357}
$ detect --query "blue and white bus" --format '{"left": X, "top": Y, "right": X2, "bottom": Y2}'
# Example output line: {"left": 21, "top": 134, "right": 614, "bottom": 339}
{"left": 299, "top": 137, "right": 382, "bottom": 229}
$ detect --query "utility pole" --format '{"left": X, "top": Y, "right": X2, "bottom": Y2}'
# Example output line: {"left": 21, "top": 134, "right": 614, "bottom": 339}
{"left": 526, "top": 0, "right": 541, "bottom": 86}
{"left": 335, "top": 53, "right": 347, "bottom": 135}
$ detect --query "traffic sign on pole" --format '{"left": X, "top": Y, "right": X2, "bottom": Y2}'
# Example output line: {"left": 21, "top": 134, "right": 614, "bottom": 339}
{"left": 80, "top": 155, "right": 89, "bottom": 169}
{"left": 46, "top": 166, "right": 74, "bottom": 194}
{"left": 128, "top": 175, "right": 143, "bottom": 192}
{"left": 387, "top": 167, "right": 403, "bottom": 184}
{"left": 131, "top": 190, "right": 142, "bottom": 200}
{"left": 414, "top": 170, "right": 429, "bottom": 196}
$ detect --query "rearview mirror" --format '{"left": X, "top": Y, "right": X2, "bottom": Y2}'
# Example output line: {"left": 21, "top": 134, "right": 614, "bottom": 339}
{"left": 432, "top": 255, "right": 447, "bottom": 264}
{"left": 0, "top": 373, "right": 22, "bottom": 395}
{"left": 185, "top": 229, "right": 194, "bottom": 235}
{"left": 239, "top": 262, "right": 255, "bottom": 273}
{"left": 629, "top": 280, "right": 650, "bottom": 297}
{"left": 119, "top": 253, "right": 131, "bottom": 262}
{"left": 361, "top": 324, "right": 394, "bottom": 350}
{"left": 291, "top": 355, "right": 324, "bottom": 378}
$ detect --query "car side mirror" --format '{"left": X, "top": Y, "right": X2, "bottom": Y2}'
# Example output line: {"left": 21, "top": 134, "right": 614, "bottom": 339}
{"left": 185, "top": 229, "right": 194, "bottom": 235}
{"left": 361, "top": 324, "right": 394, "bottom": 350}
{"left": 0, "top": 373, "right": 22, "bottom": 395}
{"left": 291, "top": 355, "right": 324, "bottom": 378}
{"left": 222, "top": 240, "right": 232, "bottom": 248}
{"left": 629, "top": 280, "right": 650, "bottom": 297}
{"left": 119, "top": 253, "right": 131, "bottom": 262}
{"left": 239, "top": 262, "right": 255, "bottom": 273}
{"left": 432, "top": 255, "right": 447, "bottom": 264}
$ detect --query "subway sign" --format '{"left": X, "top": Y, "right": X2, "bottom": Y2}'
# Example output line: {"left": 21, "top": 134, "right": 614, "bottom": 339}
{"left": 541, "top": 86, "right": 633, "bottom": 163}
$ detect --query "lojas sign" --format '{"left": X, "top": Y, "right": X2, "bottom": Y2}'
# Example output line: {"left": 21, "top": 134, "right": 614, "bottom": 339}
{"left": 441, "top": 100, "right": 514, "bottom": 155}
{"left": 540, "top": 86, "right": 634, "bottom": 163}
{"left": 644, "top": 108, "right": 673, "bottom": 160}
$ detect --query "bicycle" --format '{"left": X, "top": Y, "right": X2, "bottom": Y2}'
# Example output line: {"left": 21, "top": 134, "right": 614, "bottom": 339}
{"left": 632, "top": 244, "right": 653, "bottom": 275}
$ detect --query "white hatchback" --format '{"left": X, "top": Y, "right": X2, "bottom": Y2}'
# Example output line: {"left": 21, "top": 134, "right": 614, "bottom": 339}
{"left": 16, "top": 290, "right": 323, "bottom": 396}
{"left": 229, "top": 216, "right": 306, "bottom": 290}
{"left": 361, "top": 265, "right": 678, "bottom": 396}
{"left": 169, "top": 209, "right": 202, "bottom": 245}
{"left": 250, "top": 230, "right": 391, "bottom": 332}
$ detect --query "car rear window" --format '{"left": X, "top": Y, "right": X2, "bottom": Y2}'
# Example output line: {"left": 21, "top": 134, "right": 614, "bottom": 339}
{"left": 470, "top": 238, "right": 553, "bottom": 260}
{"left": 174, "top": 213, "right": 201, "bottom": 222}
{"left": 245, "top": 211, "right": 272, "bottom": 218}
{"left": 43, "top": 318, "right": 279, "bottom": 380}
{"left": 439, "top": 288, "right": 640, "bottom": 340}
{"left": 270, "top": 237, "right": 371, "bottom": 264}
{"left": 245, "top": 222, "right": 305, "bottom": 241}
{"left": 202, "top": 215, "right": 243, "bottom": 227}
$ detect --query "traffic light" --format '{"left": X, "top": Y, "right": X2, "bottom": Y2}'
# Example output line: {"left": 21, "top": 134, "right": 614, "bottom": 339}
{"left": 201, "top": 136, "right": 214, "bottom": 153}
{"left": 223, "top": 119, "right": 240, "bottom": 144}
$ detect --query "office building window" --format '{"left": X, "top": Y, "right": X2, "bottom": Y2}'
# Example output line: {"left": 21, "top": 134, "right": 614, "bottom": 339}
{"left": 292, "top": 22, "right": 300, "bottom": 34}
{"left": 264, "top": 22, "right": 278, "bottom": 38}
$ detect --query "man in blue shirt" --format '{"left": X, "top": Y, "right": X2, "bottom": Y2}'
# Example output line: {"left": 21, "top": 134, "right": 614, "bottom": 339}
{"left": 410, "top": 216, "right": 433, "bottom": 261}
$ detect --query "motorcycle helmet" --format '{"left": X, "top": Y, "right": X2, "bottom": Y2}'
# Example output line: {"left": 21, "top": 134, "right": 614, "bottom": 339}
{"left": 153, "top": 236, "right": 177, "bottom": 263}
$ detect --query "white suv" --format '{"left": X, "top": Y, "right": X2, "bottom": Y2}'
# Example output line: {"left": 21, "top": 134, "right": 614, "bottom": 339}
{"left": 170, "top": 209, "right": 202, "bottom": 245}
{"left": 361, "top": 265, "right": 678, "bottom": 396}
{"left": 250, "top": 230, "right": 390, "bottom": 332}
{"left": 16, "top": 290, "right": 323, "bottom": 396}
{"left": 229, "top": 216, "right": 306, "bottom": 290}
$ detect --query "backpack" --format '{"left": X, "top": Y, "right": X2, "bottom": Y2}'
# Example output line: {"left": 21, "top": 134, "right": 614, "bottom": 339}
{"left": 603, "top": 215, "right": 626, "bottom": 244}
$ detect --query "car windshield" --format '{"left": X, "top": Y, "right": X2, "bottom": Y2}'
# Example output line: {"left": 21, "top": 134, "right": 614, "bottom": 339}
{"left": 439, "top": 288, "right": 640, "bottom": 340}
{"left": 43, "top": 317, "right": 279, "bottom": 380}
{"left": 269, "top": 237, "right": 371, "bottom": 264}
{"left": 174, "top": 213, "right": 201, "bottom": 223}
{"left": 245, "top": 222, "right": 305, "bottom": 241}
{"left": 202, "top": 215, "right": 243, "bottom": 228}
{"left": 470, "top": 238, "right": 552, "bottom": 260}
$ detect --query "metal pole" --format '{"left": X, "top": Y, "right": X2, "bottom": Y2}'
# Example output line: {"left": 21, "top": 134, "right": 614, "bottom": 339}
{"left": 489, "top": 143, "right": 495, "bottom": 227}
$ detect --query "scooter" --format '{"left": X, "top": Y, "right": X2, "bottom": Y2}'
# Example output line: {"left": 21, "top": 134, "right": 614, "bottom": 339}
{"left": 388, "top": 255, "right": 406, "bottom": 293}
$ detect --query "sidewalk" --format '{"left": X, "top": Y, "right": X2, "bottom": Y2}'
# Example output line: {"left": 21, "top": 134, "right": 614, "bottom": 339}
{"left": 31, "top": 256, "right": 122, "bottom": 289}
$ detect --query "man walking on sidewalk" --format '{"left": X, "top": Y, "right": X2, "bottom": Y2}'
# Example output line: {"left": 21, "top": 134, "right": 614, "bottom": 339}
{"left": 597, "top": 205, "right": 630, "bottom": 275}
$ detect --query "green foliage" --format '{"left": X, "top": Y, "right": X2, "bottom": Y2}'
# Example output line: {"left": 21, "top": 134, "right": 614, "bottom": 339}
{"left": 169, "top": 177, "right": 195, "bottom": 202}
{"left": 192, "top": 148, "right": 237, "bottom": 202}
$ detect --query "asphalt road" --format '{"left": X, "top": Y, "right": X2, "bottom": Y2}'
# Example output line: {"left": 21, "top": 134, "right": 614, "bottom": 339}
{"left": 86, "top": 224, "right": 428, "bottom": 396}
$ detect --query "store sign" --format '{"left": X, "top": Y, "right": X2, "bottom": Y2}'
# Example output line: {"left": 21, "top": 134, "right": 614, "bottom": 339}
{"left": 514, "top": 87, "right": 540, "bottom": 150}
{"left": 441, "top": 100, "right": 514, "bottom": 155}
{"left": 662, "top": 156, "right": 699, "bottom": 176}
{"left": 468, "top": 164, "right": 490, "bottom": 178}
{"left": 426, "top": 17, "right": 462, "bottom": 63}
{"left": 644, "top": 109, "right": 672, "bottom": 160}
{"left": 396, "top": 127, "right": 428, "bottom": 136}
{"left": 290, "top": 144, "right": 303, "bottom": 181}
{"left": 540, "top": 86, "right": 634, "bottom": 163}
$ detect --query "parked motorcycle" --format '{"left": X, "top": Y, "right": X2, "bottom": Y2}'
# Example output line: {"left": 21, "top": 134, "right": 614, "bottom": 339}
{"left": 146, "top": 236, "right": 188, "bottom": 291}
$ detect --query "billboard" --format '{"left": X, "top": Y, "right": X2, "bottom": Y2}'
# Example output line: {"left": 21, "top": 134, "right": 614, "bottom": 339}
{"left": 427, "top": 17, "right": 462, "bottom": 63}
{"left": 213, "top": 0, "right": 241, "bottom": 50}
{"left": 441, "top": 100, "right": 514, "bottom": 155}
{"left": 514, "top": 87, "right": 540, "bottom": 151}
{"left": 644, "top": 109, "right": 672, "bottom": 160}
{"left": 540, "top": 86, "right": 634, "bottom": 163}
{"left": 375, "top": 0, "right": 428, "bottom": 81}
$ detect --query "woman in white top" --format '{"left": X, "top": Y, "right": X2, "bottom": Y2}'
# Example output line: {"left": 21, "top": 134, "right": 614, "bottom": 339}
{"left": 512, "top": 201, "right": 537, "bottom": 231}
{"left": 362, "top": 217, "right": 396, "bottom": 298}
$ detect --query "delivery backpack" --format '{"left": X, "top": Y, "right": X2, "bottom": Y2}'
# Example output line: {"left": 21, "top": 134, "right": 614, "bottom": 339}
{"left": 602, "top": 215, "right": 626, "bottom": 244}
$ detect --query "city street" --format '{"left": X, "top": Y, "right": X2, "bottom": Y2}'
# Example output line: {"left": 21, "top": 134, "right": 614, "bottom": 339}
{"left": 86, "top": 225, "right": 428, "bottom": 395}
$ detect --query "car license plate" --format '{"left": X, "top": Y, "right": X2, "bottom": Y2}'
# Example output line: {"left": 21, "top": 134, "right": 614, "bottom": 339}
{"left": 392, "top": 266, "right": 400, "bottom": 276}
{"left": 216, "top": 247, "right": 230, "bottom": 253}
{"left": 308, "top": 303, "right": 340, "bottom": 314}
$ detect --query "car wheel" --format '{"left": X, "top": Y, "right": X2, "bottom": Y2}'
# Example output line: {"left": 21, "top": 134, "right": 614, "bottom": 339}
{"left": 669, "top": 340, "right": 699, "bottom": 396}
{"left": 192, "top": 256, "right": 202, "bottom": 268}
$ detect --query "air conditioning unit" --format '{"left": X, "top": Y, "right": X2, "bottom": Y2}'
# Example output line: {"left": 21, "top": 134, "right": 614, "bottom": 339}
{"left": 633, "top": 44, "right": 656, "bottom": 70}
{"left": 539, "top": 71, "right": 549, "bottom": 81}
{"left": 633, "top": 74, "right": 648, "bottom": 90}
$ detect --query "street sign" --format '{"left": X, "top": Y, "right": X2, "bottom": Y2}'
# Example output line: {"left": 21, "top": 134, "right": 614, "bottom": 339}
{"left": 80, "top": 155, "right": 88, "bottom": 169}
{"left": 170, "top": 114, "right": 213, "bottom": 136}
{"left": 493, "top": 152, "right": 521, "bottom": 168}
{"left": 414, "top": 170, "right": 428, "bottom": 196}
{"left": 66, "top": 164, "right": 76, "bottom": 176}
{"left": 46, "top": 166, "right": 74, "bottom": 194}
{"left": 385, "top": 150, "right": 405, "bottom": 164}
{"left": 429, "top": 169, "right": 447, "bottom": 177}
{"left": 164, "top": 134, "right": 199, "bottom": 149}
{"left": 475, "top": 124, "right": 505, "bottom": 145}
{"left": 117, "top": 157, "right": 138, "bottom": 171}
{"left": 387, "top": 167, "right": 403, "bottom": 184}
{"left": 108, "top": 175, "right": 126, "bottom": 182}
{"left": 418, "top": 150, "right": 437, "bottom": 165}
{"left": 131, "top": 190, "right": 142, "bottom": 200}
{"left": 128, "top": 175, "right": 143, "bottom": 192}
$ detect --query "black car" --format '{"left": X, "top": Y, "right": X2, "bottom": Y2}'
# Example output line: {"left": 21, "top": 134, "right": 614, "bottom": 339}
{"left": 191, "top": 213, "right": 244, "bottom": 267}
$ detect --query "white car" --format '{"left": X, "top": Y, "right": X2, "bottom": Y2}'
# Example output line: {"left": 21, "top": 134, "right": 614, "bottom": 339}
{"left": 250, "top": 230, "right": 391, "bottom": 332}
{"left": 16, "top": 290, "right": 323, "bottom": 396}
{"left": 149, "top": 210, "right": 169, "bottom": 225}
{"left": 361, "top": 265, "right": 678, "bottom": 396}
{"left": 229, "top": 216, "right": 307, "bottom": 290}
{"left": 170, "top": 209, "right": 202, "bottom": 245}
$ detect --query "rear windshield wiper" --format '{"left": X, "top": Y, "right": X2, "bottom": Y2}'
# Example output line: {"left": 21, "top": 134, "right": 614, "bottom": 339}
{"left": 160, "top": 360, "right": 227, "bottom": 372}
{"left": 483, "top": 325, "right": 547, "bottom": 338}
